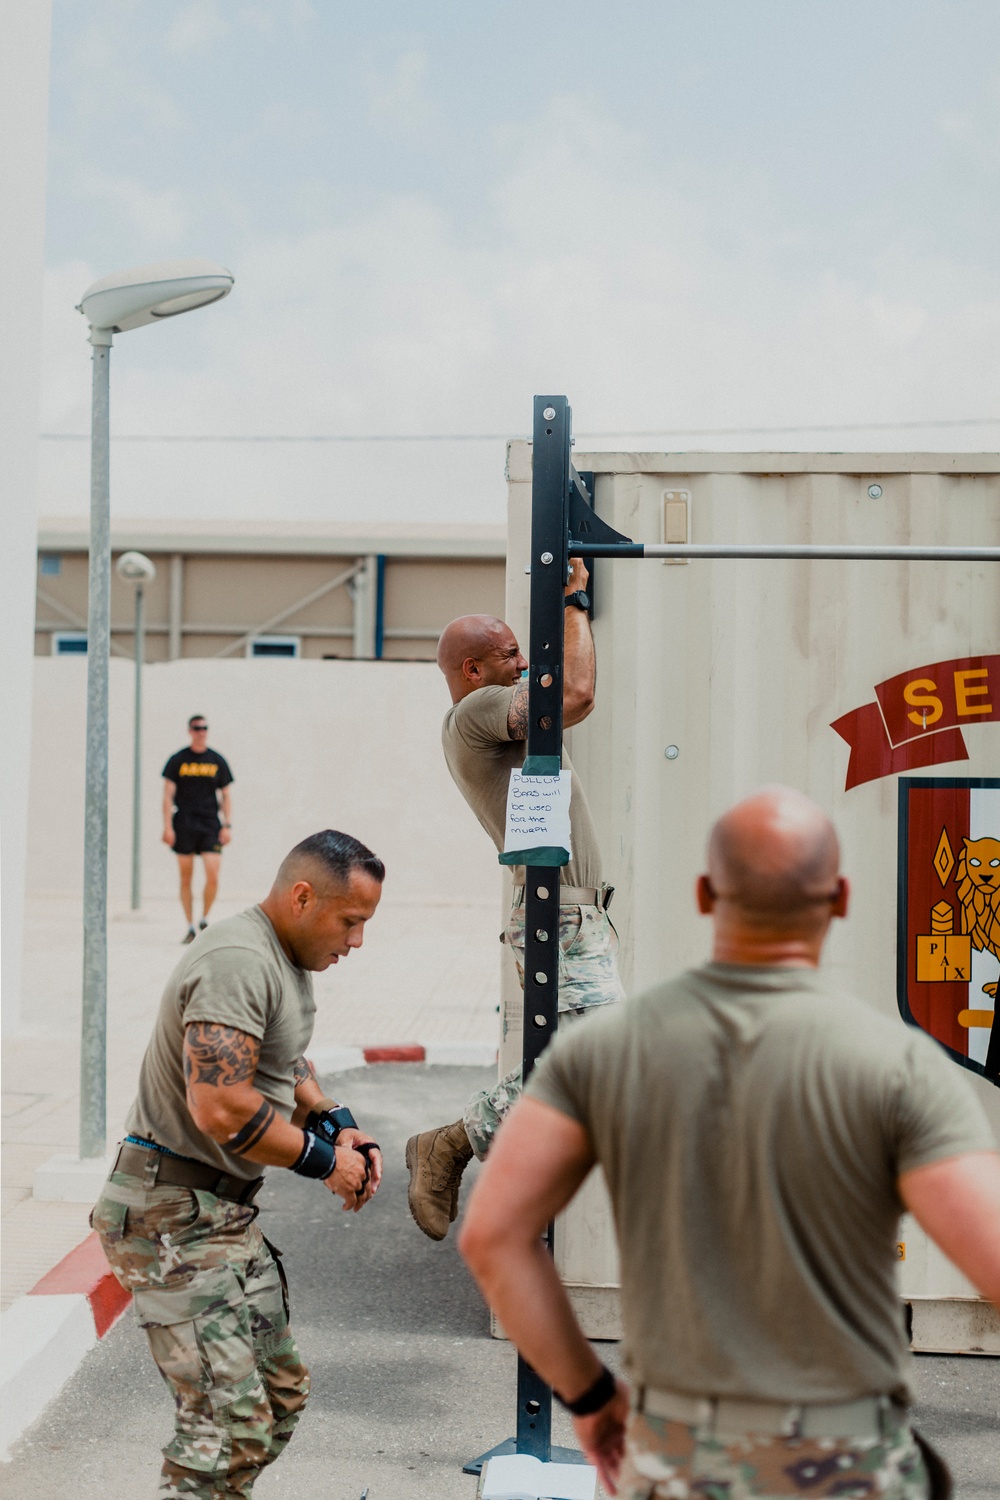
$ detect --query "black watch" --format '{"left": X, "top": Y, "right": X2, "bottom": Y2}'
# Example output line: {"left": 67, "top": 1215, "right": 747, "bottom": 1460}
{"left": 564, "top": 590, "right": 591, "bottom": 612}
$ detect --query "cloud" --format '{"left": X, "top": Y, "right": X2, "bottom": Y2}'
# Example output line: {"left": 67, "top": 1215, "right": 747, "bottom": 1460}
{"left": 365, "top": 48, "right": 439, "bottom": 135}
{"left": 73, "top": 170, "right": 188, "bottom": 243}
{"left": 166, "top": 1, "right": 230, "bottom": 58}
{"left": 38, "top": 96, "right": 1000, "bottom": 525}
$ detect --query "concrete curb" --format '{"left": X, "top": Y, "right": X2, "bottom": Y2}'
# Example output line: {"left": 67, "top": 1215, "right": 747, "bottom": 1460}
{"left": 311, "top": 1040, "right": 498, "bottom": 1072}
{"left": 0, "top": 1233, "right": 131, "bottom": 1461}
{"left": 1, "top": 1048, "right": 497, "bottom": 1460}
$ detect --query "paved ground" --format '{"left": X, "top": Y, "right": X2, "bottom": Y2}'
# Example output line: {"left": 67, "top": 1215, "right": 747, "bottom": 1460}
{"left": 0, "top": 1065, "right": 587, "bottom": 1500}
{"left": 1, "top": 892, "right": 499, "bottom": 1308}
{"left": 3, "top": 1066, "right": 998, "bottom": 1500}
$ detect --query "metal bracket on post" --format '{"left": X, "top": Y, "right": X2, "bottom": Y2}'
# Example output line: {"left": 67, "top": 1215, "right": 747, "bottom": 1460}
{"left": 463, "top": 396, "right": 592, "bottom": 1479}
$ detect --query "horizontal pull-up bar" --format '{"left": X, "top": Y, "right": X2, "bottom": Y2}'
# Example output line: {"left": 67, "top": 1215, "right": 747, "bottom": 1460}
{"left": 569, "top": 541, "right": 1000, "bottom": 562}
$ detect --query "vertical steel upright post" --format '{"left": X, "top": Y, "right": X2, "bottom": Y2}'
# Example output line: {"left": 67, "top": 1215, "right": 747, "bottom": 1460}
{"left": 130, "top": 583, "right": 144, "bottom": 911}
{"left": 80, "top": 330, "right": 112, "bottom": 1161}
{"left": 513, "top": 394, "right": 573, "bottom": 1459}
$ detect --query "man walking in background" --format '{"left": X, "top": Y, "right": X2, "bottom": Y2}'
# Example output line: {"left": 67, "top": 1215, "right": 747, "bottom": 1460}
{"left": 163, "top": 714, "right": 234, "bottom": 943}
{"left": 406, "top": 557, "right": 624, "bottom": 1240}
{"left": 461, "top": 787, "right": 1000, "bottom": 1498}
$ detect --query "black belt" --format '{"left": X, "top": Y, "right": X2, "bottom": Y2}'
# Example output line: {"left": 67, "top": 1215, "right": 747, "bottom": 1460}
{"left": 113, "top": 1140, "right": 264, "bottom": 1205}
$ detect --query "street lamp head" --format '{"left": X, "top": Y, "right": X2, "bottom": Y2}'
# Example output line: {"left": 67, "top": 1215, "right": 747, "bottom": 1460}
{"left": 116, "top": 551, "right": 157, "bottom": 585}
{"left": 77, "top": 259, "right": 234, "bottom": 337}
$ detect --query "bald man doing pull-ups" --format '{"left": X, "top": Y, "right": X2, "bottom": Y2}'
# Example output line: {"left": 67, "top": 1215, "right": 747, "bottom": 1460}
{"left": 461, "top": 788, "right": 1000, "bottom": 1499}
{"left": 406, "top": 558, "right": 625, "bottom": 1240}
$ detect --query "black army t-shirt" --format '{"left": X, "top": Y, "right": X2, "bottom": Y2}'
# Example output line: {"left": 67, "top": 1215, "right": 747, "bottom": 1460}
{"left": 162, "top": 748, "right": 234, "bottom": 820}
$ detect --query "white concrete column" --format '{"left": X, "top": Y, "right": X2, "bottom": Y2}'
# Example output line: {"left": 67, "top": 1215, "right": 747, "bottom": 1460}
{"left": 168, "top": 553, "right": 184, "bottom": 660}
{"left": 0, "top": 0, "right": 53, "bottom": 1037}
{"left": 351, "top": 554, "right": 378, "bottom": 659}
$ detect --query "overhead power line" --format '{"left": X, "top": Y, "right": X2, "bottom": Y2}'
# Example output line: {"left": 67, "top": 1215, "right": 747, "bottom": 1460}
{"left": 38, "top": 417, "right": 1000, "bottom": 444}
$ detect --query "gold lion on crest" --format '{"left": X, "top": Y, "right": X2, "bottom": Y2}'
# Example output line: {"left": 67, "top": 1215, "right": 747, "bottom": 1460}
{"left": 956, "top": 837, "right": 1000, "bottom": 1000}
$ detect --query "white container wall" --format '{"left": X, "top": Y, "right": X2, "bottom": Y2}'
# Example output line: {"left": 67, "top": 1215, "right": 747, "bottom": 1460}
{"left": 504, "top": 445, "right": 1000, "bottom": 1351}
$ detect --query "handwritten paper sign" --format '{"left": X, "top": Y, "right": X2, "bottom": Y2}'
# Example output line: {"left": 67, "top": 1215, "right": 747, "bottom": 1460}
{"left": 503, "top": 768, "right": 572, "bottom": 860}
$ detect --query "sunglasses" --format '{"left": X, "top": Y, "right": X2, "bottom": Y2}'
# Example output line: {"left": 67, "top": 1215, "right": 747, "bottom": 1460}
{"left": 190, "top": 724, "right": 208, "bottom": 732}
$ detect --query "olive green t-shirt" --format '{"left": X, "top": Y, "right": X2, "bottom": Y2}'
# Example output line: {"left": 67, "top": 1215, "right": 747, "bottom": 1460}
{"left": 125, "top": 906, "right": 316, "bottom": 1181}
{"left": 527, "top": 962, "right": 995, "bottom": 1404}
{"left": 441, "top": 683, "right": 602, "bottom": 889}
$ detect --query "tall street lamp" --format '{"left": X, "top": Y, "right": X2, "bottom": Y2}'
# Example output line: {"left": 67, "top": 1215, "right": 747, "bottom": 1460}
{"left": 35, "top": 261, "right": 233, "bottom": 1200}
{"left": 116, "top": 550, "right": 157, "bottom": 913}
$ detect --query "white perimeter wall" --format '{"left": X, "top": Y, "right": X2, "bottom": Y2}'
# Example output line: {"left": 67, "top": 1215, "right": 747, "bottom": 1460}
{"left": 27, "top": 659, "right": 500, "bottom": 910}
{"left": 0, "top": 1, "right": 53, "bottom": 1035}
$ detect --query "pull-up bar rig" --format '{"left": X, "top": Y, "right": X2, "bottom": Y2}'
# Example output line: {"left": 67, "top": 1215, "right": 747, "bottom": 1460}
{"left": 464, "top": 395, "right": 999, "bottom": 1480}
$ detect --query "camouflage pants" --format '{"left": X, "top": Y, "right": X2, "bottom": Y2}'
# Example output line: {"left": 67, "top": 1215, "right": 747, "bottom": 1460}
{"left": 92, "top": 1171, "right": 309, "bottom": 1498}
{"left": 463, "top": 902, "right": 624, "bottom": 1159}
{"left": 618, "top": 1408, "right": 931, "bottom": 1500}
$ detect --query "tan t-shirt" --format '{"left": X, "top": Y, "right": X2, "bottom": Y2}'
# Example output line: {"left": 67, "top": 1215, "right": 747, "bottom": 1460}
{"left": 126, "top": 906, "right": 316, "bottom": 1181}
{"left": 527, "top": 962, "right": 995, "bottom": 1404}
{"left": 441, "top": 683, "right": 602, "bottom": 889}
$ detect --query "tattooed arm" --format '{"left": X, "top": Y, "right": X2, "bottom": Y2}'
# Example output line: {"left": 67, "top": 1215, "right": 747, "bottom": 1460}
{"left": 182, "top": 1024, "right": 367, "bottom": 1204}
{"left": 184, "top": 1022, "right": 301, "bottom": 1166}
{"left": 291, "top": 1054, "right": 327, "bottom": 1124}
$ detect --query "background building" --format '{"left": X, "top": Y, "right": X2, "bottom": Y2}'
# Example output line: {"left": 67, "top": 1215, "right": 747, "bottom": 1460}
{"left": 34, "top": 518, "right": 505, "bottom": 662}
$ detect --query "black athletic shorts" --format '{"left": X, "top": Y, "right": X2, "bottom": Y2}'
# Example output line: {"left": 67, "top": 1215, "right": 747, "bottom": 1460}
{"left": 173, "top": 816, "right": 222, "bottom": 856}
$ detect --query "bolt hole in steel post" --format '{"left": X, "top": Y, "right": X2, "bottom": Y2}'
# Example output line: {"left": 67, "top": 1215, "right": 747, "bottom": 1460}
{"left": 540, "top": 673, "right": 554, "bottom": 688}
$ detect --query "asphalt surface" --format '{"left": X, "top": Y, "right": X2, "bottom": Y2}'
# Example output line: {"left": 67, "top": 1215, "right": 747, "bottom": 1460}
{"left": 2, "top": 1065, "right": 998, "bottom": 1500}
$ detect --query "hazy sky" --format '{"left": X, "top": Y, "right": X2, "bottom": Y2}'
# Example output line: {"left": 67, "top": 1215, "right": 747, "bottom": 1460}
{"left": 39, "top": 0, "right": 1000, "bottom": 522}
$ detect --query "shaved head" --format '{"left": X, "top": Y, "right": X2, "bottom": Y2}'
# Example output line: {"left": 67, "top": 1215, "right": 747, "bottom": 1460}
{"left": 436, "top": 615, "right": 508, "bottom": 674}
{"left": 707, "top": 786, "right": 841, "bottom": 928}
{"left": 436, "top": 614, "right": 527, "bottom": 703}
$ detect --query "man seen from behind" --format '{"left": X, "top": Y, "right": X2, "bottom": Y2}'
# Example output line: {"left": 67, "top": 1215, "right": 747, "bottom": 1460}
{"left": 461, "top": 788, "right": 1000, "bottom": 1498}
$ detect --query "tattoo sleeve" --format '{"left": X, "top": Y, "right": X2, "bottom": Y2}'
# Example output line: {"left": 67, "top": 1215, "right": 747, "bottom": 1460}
{"left": 507, "top": 682, "right": 529, "bottom": 741}
{"left": 183, "top": 1023, "right": 260, "bottom": 1088}
{"left": 226, "top": 1100, "right": 276, "bottom": 1155}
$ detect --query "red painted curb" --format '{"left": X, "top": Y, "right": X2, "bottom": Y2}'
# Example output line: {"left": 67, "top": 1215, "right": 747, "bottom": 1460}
{"left": 363, "top": 1044, "right": 426, "bottom": 1063}
{"left": 28, "top": 1230, "right": 131, "bottom": 1337}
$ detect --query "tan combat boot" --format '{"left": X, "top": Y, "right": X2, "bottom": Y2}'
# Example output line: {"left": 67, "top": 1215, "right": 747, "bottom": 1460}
{"left": 405, "top": 1119, "right": 474, "bottom": 1241}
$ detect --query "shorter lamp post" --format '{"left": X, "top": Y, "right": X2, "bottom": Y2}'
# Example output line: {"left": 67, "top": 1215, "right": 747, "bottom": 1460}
{"left": 116, "top": 551, "right": 156, "bottom": 911}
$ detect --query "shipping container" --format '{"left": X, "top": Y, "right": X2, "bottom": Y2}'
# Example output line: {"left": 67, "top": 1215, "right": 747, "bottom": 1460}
{"left": 500, "top": 445, "right": 1000, "bottom": 1353}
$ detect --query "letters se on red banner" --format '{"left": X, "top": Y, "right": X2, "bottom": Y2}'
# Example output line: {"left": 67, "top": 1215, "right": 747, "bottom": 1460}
{"left": 832, "top": 655, "right": 999, "bottom": 791}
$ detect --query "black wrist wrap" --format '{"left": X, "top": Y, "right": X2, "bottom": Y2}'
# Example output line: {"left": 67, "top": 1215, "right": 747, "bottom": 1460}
{"left": 556, "top": 1364, "right": 617, "bottom": 1416}
{"left": 290, "top": 1130, "right": 336, "bottom": 1180}
{"left": 305, "top": 1104, "right": 358, "bottom": 1147}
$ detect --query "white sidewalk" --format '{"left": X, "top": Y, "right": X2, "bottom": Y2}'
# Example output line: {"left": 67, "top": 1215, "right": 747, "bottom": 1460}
{"left": 1, "top": 892, "right": 501, "bottom": 1310}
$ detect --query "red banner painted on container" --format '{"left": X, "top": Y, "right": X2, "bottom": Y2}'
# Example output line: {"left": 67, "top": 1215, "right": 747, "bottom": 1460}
{"left": 832, "top": 654, "right": 999, "bottom": 790}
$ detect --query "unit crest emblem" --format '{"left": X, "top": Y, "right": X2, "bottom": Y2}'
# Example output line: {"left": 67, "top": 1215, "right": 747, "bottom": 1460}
{"left": 897, "top": 778, "right": 1000, "bottom": 1085}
